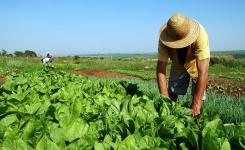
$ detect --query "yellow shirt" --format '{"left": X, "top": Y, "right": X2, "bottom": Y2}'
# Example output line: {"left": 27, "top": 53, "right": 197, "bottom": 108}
{"left": 158, "top": 23, "right": 210, "bottom": 78}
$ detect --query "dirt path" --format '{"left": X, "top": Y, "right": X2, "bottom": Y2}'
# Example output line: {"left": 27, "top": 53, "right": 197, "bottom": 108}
{"left": 70, "top": 69, "right": 140, "bottom": 79}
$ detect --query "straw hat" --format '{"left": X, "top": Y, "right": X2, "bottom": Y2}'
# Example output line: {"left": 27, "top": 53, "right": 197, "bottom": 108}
{"left": 160, "top": 13, "right": 200, "bottom": 49}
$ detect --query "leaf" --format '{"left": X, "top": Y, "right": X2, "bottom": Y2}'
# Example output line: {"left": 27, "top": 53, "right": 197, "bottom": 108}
{"left": 202, "top": 119, "right": 225, "bottom": 138}
{"left": 6, "top": 86, "right": 29, "bottom": 101}
{"left": 94, "top": 142, "right": 105, "bottom": 150}
{"left": 55, "top": 104, "right": 70, "bottom": 127}
{"left": 0, "top": 114, "right": 18, "bottom": 126}
{"left": 65, "top": 118, "right": 89, "bottom": 142}
{"left": 24, "top": 102, "right": 41, "bottom": 114}
{"left": 179, "top": 143, "right": 188, "bottom": 150}
{"left": 121, "top": 134, "right": 138, "bottom": 149}
{"left": 3, "top": 137, "right": 34, "bottom": 150}
{"left": 22, "top": 119, "right": 43, "bottom": 144}
{"left": 36, "top": 135, "right": 60, "bottom": 150}
{"left": 175, "top": 128, "right": 199, "bottom": 150}
{"left": 2, "top": 80, "right": 15, "bottom": 92}
{"left": 49, "top": 127, "right": 66, "bottom": 145}
{"left": 201, "top": 119, "right": 228, "bottom": 150}
{"left": 138, "top": 135, "right": 163, "bottom": 149}
{"left": 15, "top": 77, "right": 28, "bottom": 85}
{"left": 220, "top": 138, "right": 231, "bottom": 150}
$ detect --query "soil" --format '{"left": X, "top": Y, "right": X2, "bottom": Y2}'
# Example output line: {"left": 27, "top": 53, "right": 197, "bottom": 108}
{"left": 207, "top": 77, "right": 245, "bottom": 97}
{"left": 70, "top": 69, "right": 140, "bottom": 79}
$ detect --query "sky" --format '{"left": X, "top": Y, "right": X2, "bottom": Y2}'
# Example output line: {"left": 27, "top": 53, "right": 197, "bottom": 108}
{"left": 0, "top": 0, "right": 245, "bottom": 56}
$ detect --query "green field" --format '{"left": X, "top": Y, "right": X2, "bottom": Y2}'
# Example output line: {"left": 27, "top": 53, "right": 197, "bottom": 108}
{"left": 0, "top": 51, "right": 245, "bottom": 149}
{"left": 0, "top": 68, "right": 244, "bottom": 149}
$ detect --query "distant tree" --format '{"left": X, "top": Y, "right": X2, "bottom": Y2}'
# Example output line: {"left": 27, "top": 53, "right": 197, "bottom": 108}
{"left": 74, "top": 55, "right": 80, "bottom": 64}
{"left": 1, "top": 49, "right": 8, "bottom": 56}
{"left": 7, "top": 54, "right": 13, "bottom": 57}
{"left": 14, "top": 51, "right": 24, "bottom": 57}
{"left": 14, "top": 50, "right": 38, "bottom": 57}
{"left": 24, "top": 50, "right": 37, "bottom": 57}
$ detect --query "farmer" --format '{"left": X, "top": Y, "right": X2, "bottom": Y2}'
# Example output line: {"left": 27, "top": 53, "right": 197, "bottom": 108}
{"left": 156, "top": 13, "right": 210, "bottom": 117}
{"left": 42, "top": 52, "right": 53, "bottom": 64}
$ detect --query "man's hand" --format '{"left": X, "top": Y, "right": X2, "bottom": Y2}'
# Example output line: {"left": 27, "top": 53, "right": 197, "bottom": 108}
{"left": 192, "top": 100, "right": 202, "bottom": 117}
{"left": 192, "top": 58, "right": 210, "bottom": 117}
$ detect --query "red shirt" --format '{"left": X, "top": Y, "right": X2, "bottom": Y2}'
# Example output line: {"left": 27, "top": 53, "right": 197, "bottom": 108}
{"left": 47, "top": 53, "right": 52, "bottom": 58}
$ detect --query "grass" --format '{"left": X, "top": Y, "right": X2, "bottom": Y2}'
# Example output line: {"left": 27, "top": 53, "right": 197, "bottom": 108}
{"left": 0, "top": 57, "right": 43, "bottom": 75}
{"left": 0, "top": 56, "right": 155, "bottom": 73}
{"left": 209, "top": 64, "right": 245, "bottom": 80}
{"left": 110, "top": 69, "right": 156, "bottom": 80}
{"left": 204, "top": 92, "right": 245, "bottom": 123}
{"left": 53, "top": 56, "right": 156, "bottom": 71}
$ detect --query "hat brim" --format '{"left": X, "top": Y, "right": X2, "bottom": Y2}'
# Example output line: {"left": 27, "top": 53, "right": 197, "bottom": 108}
{"left": 160, "top": 19, "right": 200, "bottom": 49}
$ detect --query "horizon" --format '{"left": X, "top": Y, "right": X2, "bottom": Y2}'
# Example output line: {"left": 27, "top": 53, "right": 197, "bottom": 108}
{"left": 2, "top": 49, "right": 245, "bottom": 57}
{"left": 1, "top": 0, "right": 245, "bottom": 56}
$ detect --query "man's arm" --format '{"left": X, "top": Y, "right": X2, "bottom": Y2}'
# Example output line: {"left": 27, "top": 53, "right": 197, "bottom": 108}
{"left": 192, "top": 58, "right": 210, "bottom": 116}
{"left": 156, "top": 60, "right": 169, "bottom": 97}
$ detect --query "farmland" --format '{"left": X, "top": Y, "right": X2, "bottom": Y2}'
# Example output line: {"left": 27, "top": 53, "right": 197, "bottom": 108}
{"left": 0, "top": 51, "right": 245, "bottom": 149}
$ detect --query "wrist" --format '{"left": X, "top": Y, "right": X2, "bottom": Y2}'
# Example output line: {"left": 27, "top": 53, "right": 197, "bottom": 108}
{"left": 192, "top": 98, "right": 202, "bottom": 107}
{"left": 160, "top": 90, "right": 169, "bottom": 97}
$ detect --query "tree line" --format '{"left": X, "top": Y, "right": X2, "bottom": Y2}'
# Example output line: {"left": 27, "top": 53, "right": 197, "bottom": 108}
{"left": 0, "top": 49, "right": 38, "bottom": 57}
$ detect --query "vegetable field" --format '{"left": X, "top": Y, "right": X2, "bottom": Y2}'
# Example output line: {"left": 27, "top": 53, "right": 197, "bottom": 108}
{"left": 0, "top": 69, "right": 244, "bottom": 149}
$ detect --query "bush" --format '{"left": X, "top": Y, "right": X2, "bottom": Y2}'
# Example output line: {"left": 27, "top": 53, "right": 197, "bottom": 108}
{"left": 210, "top": 55, "right": 244, "bottom": 67}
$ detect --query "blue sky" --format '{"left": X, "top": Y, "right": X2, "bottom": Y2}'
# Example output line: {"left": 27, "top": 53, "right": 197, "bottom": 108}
{"left": 0, "top": 0, "right": 245, "bottom": 56}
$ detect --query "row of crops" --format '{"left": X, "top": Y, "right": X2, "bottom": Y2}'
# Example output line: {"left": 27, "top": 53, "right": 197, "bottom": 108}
{"left": 0, "top": 69, "right": 244, "bottom": 149}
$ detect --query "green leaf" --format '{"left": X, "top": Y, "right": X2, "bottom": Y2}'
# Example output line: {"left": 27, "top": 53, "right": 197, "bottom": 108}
{"left": 121, "top": 134, "right": 138, "bottom": 149}
{"left": 220, "top": 138, "right": 231, "bottom": 150}
{"left": 0, "top": 114, "right": 18, "bottom": 126}
{"left": 202, "top": 119, "right": 225, "bottom": 137}
{"left": 94, "top": 142, "right": 105, "bottom": 150}
{"left": 55, "top": 104, "right": 70, "bottom": 127}
{"left": 36, "top": 135, "right": 60, "bottom": 150}
{"left": 179, "top": 143, "right": 188, "bottom": 150}
{"left": 15, "top": 77, "right": 28, "bottom": 85}
{"left": 175, "top": 128, "right": 199, "bottom": 150}
{"left": 3, "top": 137, "right": 34, "bottom": 150}
{"left": 65, "top": 118, "right": 89, "bottom": 142}
{"left": 24, "top": 102, "right": 41, "bottom": 114}
{"left": 49, "top": 127, "right": 66, "bottom": 145}
{"left": 22, "top": 119, "right": 43, "bottom": 144}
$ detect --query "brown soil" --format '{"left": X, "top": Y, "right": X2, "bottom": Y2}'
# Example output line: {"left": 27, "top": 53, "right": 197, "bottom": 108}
{"left": 208, "top": 77, "right": 245, "bottom": 87}
{"left": 207, "top": 77, "right": 245, "bottom": 97}
{"left": 70, "top": 69, "right": 140, "bottom": 79}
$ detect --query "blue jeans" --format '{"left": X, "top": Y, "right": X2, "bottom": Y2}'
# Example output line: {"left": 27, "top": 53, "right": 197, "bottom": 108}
{"left": 168, "top": 67, "right": 206, "bottom": 100}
